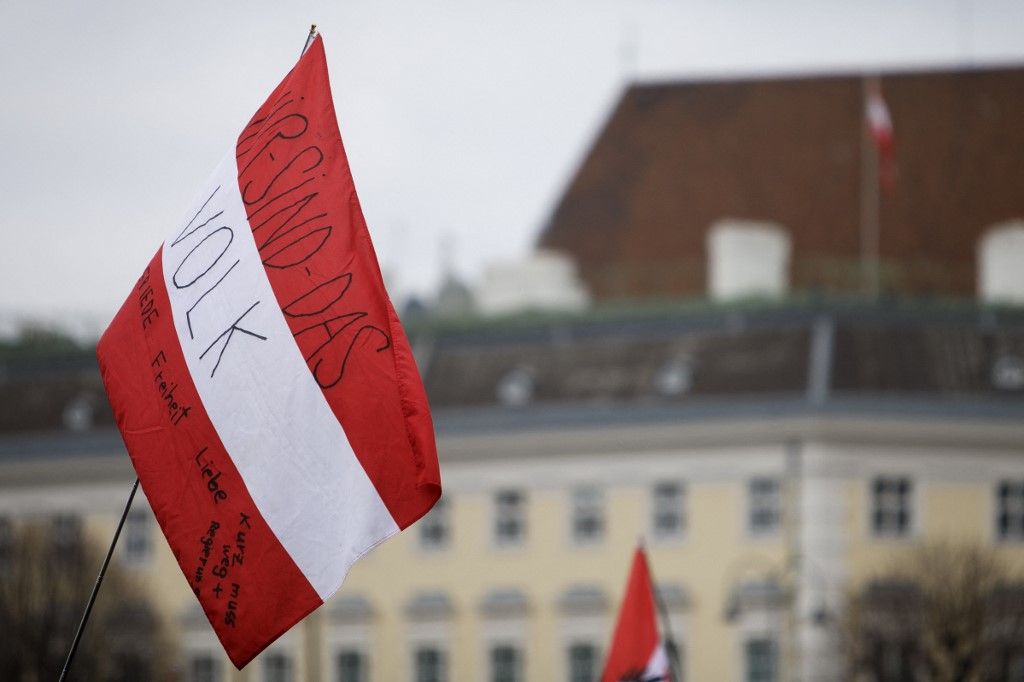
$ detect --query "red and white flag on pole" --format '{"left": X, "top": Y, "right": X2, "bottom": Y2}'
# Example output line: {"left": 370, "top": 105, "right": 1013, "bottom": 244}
{"left": 97, "top": 34, "right": 441, "bottom": 668}
{"left": 602, "top": 546, "right": 673, "bottom": 682}
{"left": 865, "top": 80, "right": 897, "bottom": 193}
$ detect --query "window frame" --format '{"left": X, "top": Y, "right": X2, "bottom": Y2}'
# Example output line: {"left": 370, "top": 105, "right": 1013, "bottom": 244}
{"left": 651, "top": 481, "right": 686, "bottom": 541}
{"left": 123, "top": 508, "right": 152, "bottom": 564}
{"left": 493, "top": 489, "right": 526, "bottom": 548}
{"left": 187, "top": 653, "right": 221, "bottom": 682}
{"left": 419, "top": 495, "right": 451, "bottom": 552}
{"left": 870, "top": 476, "right": 914, "bottom": 539}
{"left": 747, "top": 477, "right": 781, "bottom": 537}
{"left": 413, "top": 645, "right": 447, "bottom": 682}
{"left": 262, "top": 651, "right": 293, "bottom": 682}
{"left": 335, "top": 648, "right": 366, "bottom": 682}
{"left": 744, "top": 637, "right": 778, "bottom": 682}
{"left": 51, "top": 513, "right": 81, "bottom": 544}
{"left": 0, "top": 516, "right": 12, "bottom": 570}
{"left": 570, "top": 486, "right": 605, "bottom": 546}
{"left": 996, "top": 479, "right": 1024, "bottom": 542}
{"left": 567, "top": 641, "right": 600, "bottom": 682}
{"left": 489, "top": 643, "right": 523, "bottom": 682}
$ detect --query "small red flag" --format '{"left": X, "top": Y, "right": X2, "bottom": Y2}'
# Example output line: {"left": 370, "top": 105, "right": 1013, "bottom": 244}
{"left": 865, "top": 82, "right": 897, "bottom": 193}
{"left": 96, "top": 35, "right": 441, "bottom": 668}
{"left": 602, "top": 546, "right": 672, "bottom": 682}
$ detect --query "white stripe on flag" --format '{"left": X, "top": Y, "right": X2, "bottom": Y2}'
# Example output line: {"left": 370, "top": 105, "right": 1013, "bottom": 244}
{"left": 643, "top": 643, "right": 671, "bottom": 680}
{"left": 161, "top": 152, "right": 399, "bottom": 599}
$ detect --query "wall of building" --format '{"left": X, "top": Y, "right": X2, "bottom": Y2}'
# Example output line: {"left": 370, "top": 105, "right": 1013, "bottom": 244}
{"left": 3, "top": 416, "right": 1024, "bottom": 681}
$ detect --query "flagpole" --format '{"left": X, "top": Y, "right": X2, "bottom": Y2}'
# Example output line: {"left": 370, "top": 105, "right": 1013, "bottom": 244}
{"left": 59, "top": 477, "right": 140, "bottom": 682}
{"left": 642, "top": 538, "right": 682, "bottom": 682}
{"left": 301, "top": 23, "right": 318, "bottom": 57}
{"left": 653, "top": 582, "right": 682, "bottom": 682}
{"left": 859, "top": 74, "right": 881, "bottom": 299}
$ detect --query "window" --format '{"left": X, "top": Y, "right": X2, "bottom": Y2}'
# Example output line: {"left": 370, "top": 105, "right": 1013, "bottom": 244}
{"left": 336, "top": 650, "right": 365, "bottom": 682}
{"left": 571, "top": 487, "right": 604, "bottom": 544}
{"left": 652, "top": 482, "right": 685, "bottom": 539}
{"left": 490, "top": 645, "right": 522, "bottom": 682}
{"left": 124, "top": 509, "right": 152, "bottom": 563}
{"left": 997, "top": 480, "right": 1024, "bottom": 541}
{"left": 871, "top": 477, "right": 912, "bottom": 537}
{"left": 567, "top": 643, "right": 598, "bottom": 682}
{"left": 51, "top": 513, "right": 82, "bottom": 560}
{"left": 420, "top": 496, "right": 450, "bottom": 550}
{"left": 263, "top": 653, "right": 293, "bottom": 682}
{"left": 414, "top": 646, "right": 447, "bottom": 682}
{"left": 0, "top": 516, "right": 12, "bottom": 571}
{"left": 495, "top": 490, "right": 525, "bottom": 546}
{"left": 189, "top": 654, "right": 221, "bottom": 682}
{"left": 745, "top": 638, "right": 777, "bottom": 682}
{"left": 749, "top": 478, "right": 781, "bottom": 535}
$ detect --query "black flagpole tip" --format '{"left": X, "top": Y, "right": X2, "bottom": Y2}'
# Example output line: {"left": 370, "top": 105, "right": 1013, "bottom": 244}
{"left": 301, "top": 24, "right": 319, "bottom": 58}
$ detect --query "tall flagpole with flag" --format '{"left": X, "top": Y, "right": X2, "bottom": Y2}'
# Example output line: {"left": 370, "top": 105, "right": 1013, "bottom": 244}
{"left": 90, "top": 28, "right": 442, "bottom": 669}
{"left": 602, "top": 544, "right": 678, "bottom": 682}
{"left": 860, "top": 74, "right": 896, "bottom": 298}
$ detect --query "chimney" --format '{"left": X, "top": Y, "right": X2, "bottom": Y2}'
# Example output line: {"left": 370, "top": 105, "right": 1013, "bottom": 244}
{"left": 979, "top": 221, "right": 1024, "bottom": 305}
{"left": 476, "top": 250, "right": 590, "bottom": 316}
{"left": 707, "top": 219, "right": 791, "bottom": 301}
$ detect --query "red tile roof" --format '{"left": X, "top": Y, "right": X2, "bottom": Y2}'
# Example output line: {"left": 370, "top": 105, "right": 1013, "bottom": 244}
{"left": 539, "top": 67, "right": 1024, "bottom": 301}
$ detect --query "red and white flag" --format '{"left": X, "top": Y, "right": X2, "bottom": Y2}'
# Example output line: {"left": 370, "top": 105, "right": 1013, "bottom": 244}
{"left": 865, "top": 80, "right": 897, "bottom": 193}
{"left": 602, "top": 546, "right": 673, "bottom": 682}
{"left": 97, "top": 34, "right": 441, "bottom": 668}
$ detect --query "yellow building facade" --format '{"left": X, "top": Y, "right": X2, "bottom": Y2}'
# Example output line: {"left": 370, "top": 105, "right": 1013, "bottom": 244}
{"left": 4, "top": 412, "right": 1024, "bottom": 681}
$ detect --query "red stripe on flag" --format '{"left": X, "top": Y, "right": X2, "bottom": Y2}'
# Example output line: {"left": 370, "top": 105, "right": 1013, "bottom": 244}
{"left": 233, "top": 36, "right": 440, "bottom": 529}
{"left": 603, "top": 546, "right": 670, "bottom": 682}
{"left": 97, "top": 248, "right": 321, "bottom": 668}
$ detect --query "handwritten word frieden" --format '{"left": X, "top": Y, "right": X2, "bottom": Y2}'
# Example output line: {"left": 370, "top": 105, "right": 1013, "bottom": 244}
{"left": 137, "top": 267, "right": 159, "bottom": 329}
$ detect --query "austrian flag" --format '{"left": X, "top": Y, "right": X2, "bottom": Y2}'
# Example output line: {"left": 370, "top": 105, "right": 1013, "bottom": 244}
{"left": 603, "top": 547, "right": 673, "bottom": 682}
{"left": 97, "top": 35, "right": 441, "bottom": 667}
{"left": 865, "top": 82, "right": 897, "bottom": 193}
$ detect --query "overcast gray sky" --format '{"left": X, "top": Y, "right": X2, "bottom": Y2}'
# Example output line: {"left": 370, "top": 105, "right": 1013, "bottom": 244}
{"left": 1, "top": 0, "right": 1023, "bottom": 334}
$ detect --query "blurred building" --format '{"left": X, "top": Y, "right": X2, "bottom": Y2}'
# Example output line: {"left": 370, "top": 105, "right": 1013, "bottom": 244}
{"left": 474, "top": 250, "right": 591, "bottom": 317}
{"left": 539, "top": 66, "right": 1024, "bottom": 303}
{"left": 5, "top": 64, "right": 1024, "bottom": 682}
{"left": 4, "top": 304, "right": 1024, "bottom": 681}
